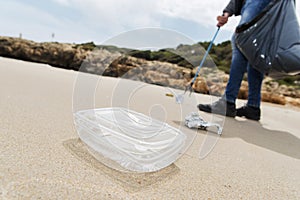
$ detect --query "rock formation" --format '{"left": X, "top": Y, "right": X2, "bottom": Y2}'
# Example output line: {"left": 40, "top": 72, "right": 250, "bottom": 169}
{"left": 0, "top": 36, "right": 89, "bottom": 70}
{"left": 0, "top": 36, "right": 299, "bottom": 107}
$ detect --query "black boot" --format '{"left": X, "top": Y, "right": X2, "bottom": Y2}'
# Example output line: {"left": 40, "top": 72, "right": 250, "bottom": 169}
{"left": 236, "top": 105, "right": 261, "bottom": 121}
{"left": 197, "top": 98, "right": 236, "bottom": 117}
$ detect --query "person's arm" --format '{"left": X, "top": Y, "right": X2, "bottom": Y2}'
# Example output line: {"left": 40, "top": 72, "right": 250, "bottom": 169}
{"left": 223, "top": 0, "right": 235, "bottom": 16}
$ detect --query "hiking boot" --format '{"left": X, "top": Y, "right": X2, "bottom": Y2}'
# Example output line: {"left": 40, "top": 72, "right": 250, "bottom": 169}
{"left": 236, "top": 105, "right": 260, "bottom": 121}
{"left": 197, "top": 98, "right": 236, "bottom": 117}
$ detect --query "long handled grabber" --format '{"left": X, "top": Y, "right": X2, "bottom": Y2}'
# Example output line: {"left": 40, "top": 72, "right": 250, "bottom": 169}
{"left": 176, "top": 27, "right": 220, "bottom": 104}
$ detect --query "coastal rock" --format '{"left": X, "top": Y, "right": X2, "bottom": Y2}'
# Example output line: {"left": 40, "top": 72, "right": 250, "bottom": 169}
{"left": 0, "top": 36, "right": 88, "bottom": 70}
{"left": 193, "top": 77, "right": 209, "bottom": 94}
{"left": 0, "top": 36, "right": 299, "bottom": 107}
{"left": 261, "top": 91, "right": 286, "bottom": 105}
{"left": 106, "top": 56, "right": 191, "bottom": 88}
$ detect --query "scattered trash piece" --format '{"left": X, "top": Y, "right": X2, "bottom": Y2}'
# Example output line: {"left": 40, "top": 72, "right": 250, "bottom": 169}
{"left": 184, "top": 112, "right": 223, "bottom": 135}
{"left": 165, "top": 93, "right": 174, "bottom": 97}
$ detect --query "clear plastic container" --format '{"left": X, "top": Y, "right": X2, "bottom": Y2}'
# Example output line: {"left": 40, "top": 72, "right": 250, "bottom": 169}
{"left": 74, "top": 107, "right": 187, "bottom": 172}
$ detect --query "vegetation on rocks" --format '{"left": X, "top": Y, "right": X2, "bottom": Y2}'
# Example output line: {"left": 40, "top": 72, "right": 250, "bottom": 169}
{"left": 0, "top": 36, "right": 299, "bottom": 107}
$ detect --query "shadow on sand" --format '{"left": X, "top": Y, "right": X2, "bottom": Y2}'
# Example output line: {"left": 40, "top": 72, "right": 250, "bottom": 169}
{"left": 191, "top": 117, "right": 300, "bottom": 160}
{"left": 63, "top": 138, "right": 180, "bottom": 193}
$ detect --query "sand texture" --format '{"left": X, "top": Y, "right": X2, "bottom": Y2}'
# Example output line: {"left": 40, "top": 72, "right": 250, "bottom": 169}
{"left": 1, "top": 57, "right": 300, "bottom": 199}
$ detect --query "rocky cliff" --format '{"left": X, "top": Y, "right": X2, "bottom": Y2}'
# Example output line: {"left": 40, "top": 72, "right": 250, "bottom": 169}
{"left": 0, "top": 36, "right": 88, "bottom": 70}
{"left": 0, "top": 36, "right": 299, "bottom": 107}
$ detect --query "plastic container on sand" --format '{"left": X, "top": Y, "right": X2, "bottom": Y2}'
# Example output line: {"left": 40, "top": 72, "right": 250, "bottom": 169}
{"left": 74, "top": 107, "right": 186, "bottom": 172}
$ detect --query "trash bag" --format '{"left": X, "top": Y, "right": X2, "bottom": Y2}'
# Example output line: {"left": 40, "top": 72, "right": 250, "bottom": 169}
{"left": 235, "top": 0, "right": 300, "bottom": 78}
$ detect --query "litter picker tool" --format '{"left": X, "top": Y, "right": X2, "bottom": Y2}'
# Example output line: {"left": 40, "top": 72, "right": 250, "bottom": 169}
{"left": 176, "top": 27, "right": 220, "bottom": 104}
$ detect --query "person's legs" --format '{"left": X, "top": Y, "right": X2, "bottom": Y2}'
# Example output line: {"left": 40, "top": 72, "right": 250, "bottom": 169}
{"left": 224, "top": 35, "right": 248, "bottom": 104}
{"left": 235, "top": 65, "right": 264, "bottom": 121}
{"left": 247, "top": 65, "right": 264, "bottom": 108}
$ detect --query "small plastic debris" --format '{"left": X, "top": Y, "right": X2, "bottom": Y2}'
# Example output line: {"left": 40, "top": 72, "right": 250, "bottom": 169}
{"left": 184, "top": 112, "right": 223, "bottom": 135}
{"left": 165, "top": 93, "right": 174, "bottom": 97}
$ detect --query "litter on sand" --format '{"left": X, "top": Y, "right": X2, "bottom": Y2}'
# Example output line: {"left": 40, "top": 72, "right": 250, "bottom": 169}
{"left": 184, "top": 112, "right": 223, "bottom": 135}
{"left": 165, "top": 93, "right": 174, "bottom": 97}
{"left": 74, "top": 107, "right": 187, "bottom": 172}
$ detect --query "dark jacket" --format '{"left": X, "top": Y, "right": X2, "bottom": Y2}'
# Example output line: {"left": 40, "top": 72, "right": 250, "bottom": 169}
{"left": 224, "top": 0, "right": 295, "bottom": 16}
{"left": 223, "top": 0, "right": 245, "bottom": 16}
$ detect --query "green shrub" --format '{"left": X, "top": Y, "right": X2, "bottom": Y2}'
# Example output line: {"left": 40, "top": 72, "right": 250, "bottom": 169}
{"left": 75, "top": 42, "right": 96, "bottom": 51}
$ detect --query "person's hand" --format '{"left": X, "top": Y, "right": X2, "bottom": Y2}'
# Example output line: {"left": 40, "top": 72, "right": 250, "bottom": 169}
{"left": 217, "top": 12, "right": 230, "bottom": 27}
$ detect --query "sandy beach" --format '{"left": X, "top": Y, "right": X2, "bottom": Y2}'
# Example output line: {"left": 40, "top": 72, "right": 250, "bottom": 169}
{"left": 1, "top": 57, "right": 300, "bottom": 199}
